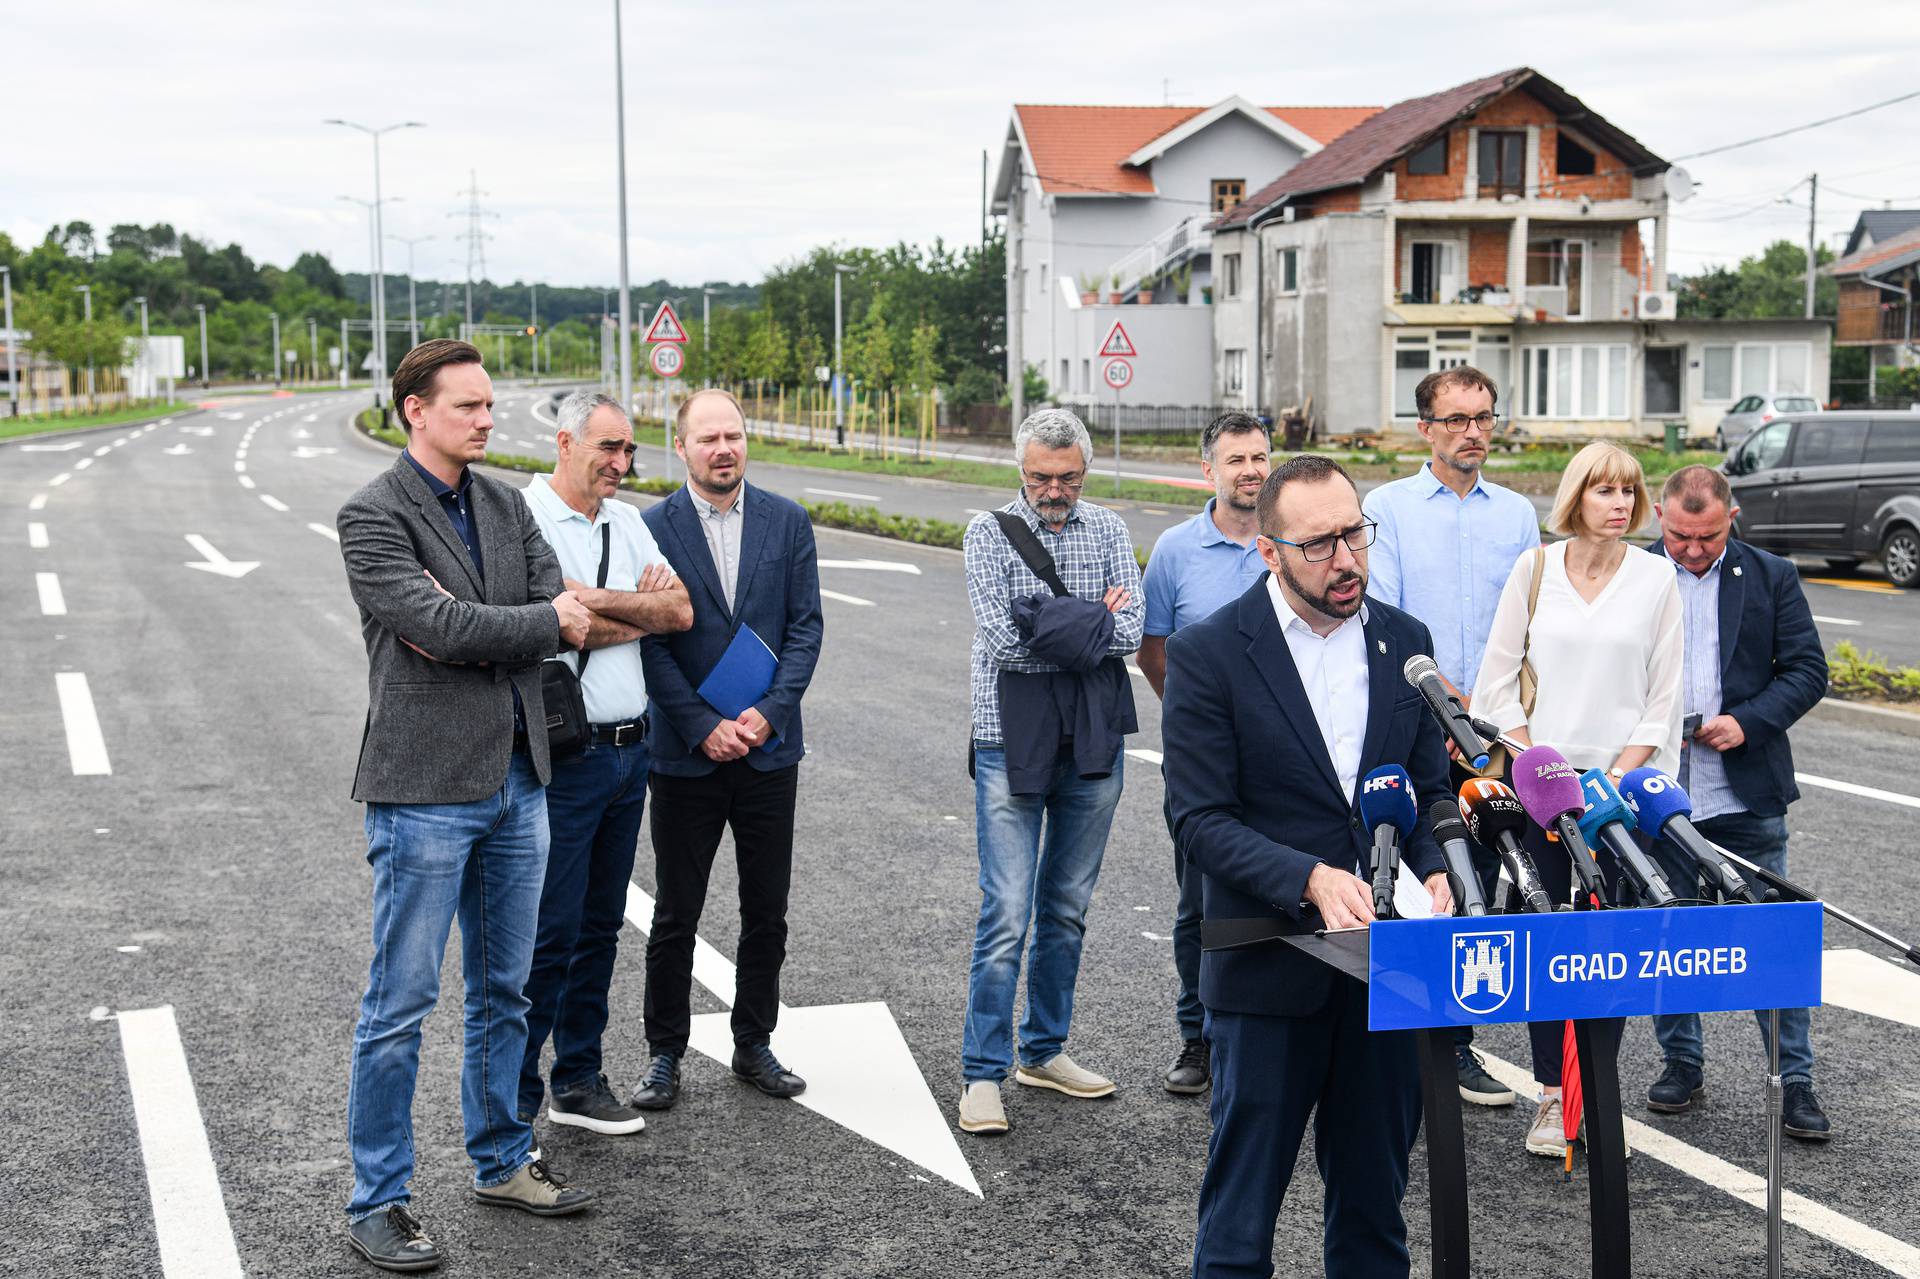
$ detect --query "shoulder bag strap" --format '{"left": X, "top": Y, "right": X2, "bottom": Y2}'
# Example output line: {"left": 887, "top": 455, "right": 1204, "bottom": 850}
{"left": 575, "top": 521, "right": 613, "bottom": 679}
{"left": 992, "top": 510, "right": 1070, "bottom": 598}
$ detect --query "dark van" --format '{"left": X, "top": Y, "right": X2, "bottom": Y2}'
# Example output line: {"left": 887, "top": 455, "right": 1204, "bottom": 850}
{"left": 1723, "top": 411, "right": 1920, "bottom": 587}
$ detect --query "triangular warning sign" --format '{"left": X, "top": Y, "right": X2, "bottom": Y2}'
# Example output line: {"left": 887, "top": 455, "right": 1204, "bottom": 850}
{"left": 1097, "top": 320, "right": 1137, "bottom": 359}
{"left": 643, "top": 300, "right": 688, "bottom": 344}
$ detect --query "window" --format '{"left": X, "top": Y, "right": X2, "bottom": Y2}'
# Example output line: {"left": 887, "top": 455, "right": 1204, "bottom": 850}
{"left": 1520, "top": 344, "right": 1633, "bottom": 419}
{"left": 1644, "top": 347, "right": 1683, "bottom": 416}
{"left": 1866, "top": 420, "right": 1920, "bottom": 464}
{"left": 1476, "top": 334, "right": 1512, "bottom": 406}
{"left": 1060, "top": 359, "right": 1070, "bottom": 395}
{"left": 1396, "top": 349, "right": 1431, "bottom": 418}
{"left": 1407, "top": 136, "right": 1448, "bottom": 175}
{"left": 1280, "top": 248, "right": 1298, "bottom": 294}
{"left": 1713, "top": 342, "right": 1814, "bottom": 399}
{"left": 1702, "top": 346, "right": 1734, "bottom": 401}
{"left": 1792, "top": 420, "right": 1867, "bottom": 469}
{"left": 1081, "top": 358, "right": 1091, "bottom": 393}
{"left": 1394, "top": 330, "right": 1472, "bottom": 417}
{"left": 1408, "top": 242, "right": 1458, "bottom": 304}
{"left": 1737, "top": 421, "right": 1791, "bottom": 472}
{"left": 1211, "top": 179, "right": 1246, "bottom": 214}
{"left": 1222, "top": 252, "right": 1242, "bottom": 299}
{"left": 1775, "top": 396, "right": 1820, "bottom": 414}
{"left": 1526, "top": 239, "right": 1586, "bottom": 315}
{"left": 1556, "top": 131, "right": 1596, "bottom": 176}
{"left": 1224, "top": 348, "right": 1247, "bottom": 395}
{"left": 1478, "top": 130, "right": 1525, "bottom": 196}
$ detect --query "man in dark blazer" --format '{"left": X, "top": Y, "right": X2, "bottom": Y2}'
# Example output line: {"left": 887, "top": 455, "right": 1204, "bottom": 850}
{"left": 336, "top": 340, "right": 594, "bottom": 1272}
{"left": 1163, "top": 455, "right": 1454, "bottom": 1279}
{"left": 632, "top": 388, "right": 824, "bottom": 1110}
{"left": 1647, "top": 464, "right": 1831, "bottom": 1137}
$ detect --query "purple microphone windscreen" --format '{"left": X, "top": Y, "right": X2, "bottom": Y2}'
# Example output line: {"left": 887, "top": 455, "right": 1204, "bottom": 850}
{"left": 1511, "top": 745, "right": 1584, "bottom": 825}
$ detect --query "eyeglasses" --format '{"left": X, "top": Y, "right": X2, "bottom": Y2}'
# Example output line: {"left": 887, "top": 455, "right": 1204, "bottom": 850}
{"left": 1267, "top": 520, "right": 1377, "bottom": 563}
{"left": 1023, "top": 470, "right": 1085, "bottom": 493}
{"left": 1420, "top": 412, "right": 1501, "bottom": 434}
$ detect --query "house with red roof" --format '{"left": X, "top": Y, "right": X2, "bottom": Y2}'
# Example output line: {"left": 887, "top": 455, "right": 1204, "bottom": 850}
{"left": 990, "top": 97, "right": 1377, "bottom": 415}
{"left": 1829, "top": 216, "right": 1920, "bottom": 397}
{"left": 1208, "top": 67, "right": 1829, "bottom": 439}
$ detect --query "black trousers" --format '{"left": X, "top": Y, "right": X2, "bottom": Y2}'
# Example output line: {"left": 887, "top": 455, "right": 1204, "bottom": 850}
{"left": 643, "top": 760, "right": 799, "bottom": 1055}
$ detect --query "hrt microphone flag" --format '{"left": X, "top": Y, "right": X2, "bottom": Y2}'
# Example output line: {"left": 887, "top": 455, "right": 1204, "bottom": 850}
{"left": 1358, "top": 765, "right": 1418, "bottom": 835}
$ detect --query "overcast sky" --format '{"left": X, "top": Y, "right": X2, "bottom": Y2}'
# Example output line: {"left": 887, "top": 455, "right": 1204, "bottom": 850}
{"left": 9, "top": 0, "right": 1919, "bottom": 291}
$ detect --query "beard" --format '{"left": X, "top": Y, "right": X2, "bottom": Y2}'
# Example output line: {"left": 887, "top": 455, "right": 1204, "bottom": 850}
{"left": 696, "top": 461, "right": 743, "bottom": 494}
{"left": 1221, "top": 484, "right": 1260, "bottom": 512}
{"left": 1032, "top": 493, "right": 1076, "bottom": 524}
{"left": 1279, "top": 554, "right": 1365, "bottom": 621}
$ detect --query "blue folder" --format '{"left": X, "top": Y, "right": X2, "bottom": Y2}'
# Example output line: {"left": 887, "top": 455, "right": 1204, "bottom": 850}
{"left": 696, "top": 624, "right": 782, "bottom": 748}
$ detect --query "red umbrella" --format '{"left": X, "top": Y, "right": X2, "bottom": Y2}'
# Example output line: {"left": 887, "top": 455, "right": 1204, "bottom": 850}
{"left": 1561, "top": 1020, "right": 1584, "bottom": 1178}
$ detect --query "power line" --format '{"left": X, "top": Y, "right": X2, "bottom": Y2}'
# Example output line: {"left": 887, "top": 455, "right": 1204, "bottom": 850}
{"left": 450, "top": 170, "right": 498, "bottom": 328}
{"left": 1672, "top": 87, "right": 1920, "bottom": 161}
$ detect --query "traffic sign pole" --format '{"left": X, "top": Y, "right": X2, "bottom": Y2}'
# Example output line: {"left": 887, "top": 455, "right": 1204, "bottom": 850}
{"left": 1098, "top": 357, "right": 1134, "bottom": 496}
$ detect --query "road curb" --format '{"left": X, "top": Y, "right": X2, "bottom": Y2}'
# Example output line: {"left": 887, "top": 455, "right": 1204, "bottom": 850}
{"left": 1806, "top": 696, "right": 1920, "bottom": 738}
{"left": 0, "top": 405, "right": 206, "bottom": 448}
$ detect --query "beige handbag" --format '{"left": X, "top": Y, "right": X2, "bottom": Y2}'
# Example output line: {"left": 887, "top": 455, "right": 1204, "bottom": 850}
{"left": 1478, "top": 546, "right": 1546, "bottom": 778}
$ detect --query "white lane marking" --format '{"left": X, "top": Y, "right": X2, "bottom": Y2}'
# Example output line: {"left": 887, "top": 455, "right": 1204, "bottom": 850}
{"left": 817, "top": 558, "right": 922, "bottom": 575}
{"left": 162, "top": 444, "right": 193, "bottom": 456}
{"left": 36, "top": 572, "right": 67, "bottom": 615}
{"left": 303, "top": 413, "right": 317, "bottom": 423}
{"left": 20, "top": 441, "right": 84, "bottom": 452}
{"left": 117, "top": 1007, "right": 245, "bottom": 1279}
{"left": 1797, "top": 772, "right": 1920, "bottom": 811}
{"left": 1811, "top": 615, "right": 1860, "bottom": 627}
{"left": 29, "top": 493, "right": 47, "bottom": 510}
{"left": 964, "top": 508, "right": 992, "bottom": 517}
{"left": 291, "top": 446, "right": 336, "bottom": 458}
{"left": 180, "top": 425, "right": 214, "bottom": 436}
{"left": 307, "top": 522, "right": 340, "bottom": 542}
{"left": 1476, "top": 1049, "right": 1920, "bottom": 1277}
{"left": 232, "top": 460, "right": 245, "bottom": 474}
{"left": 49, "top": 472, "right": 70, "bottom": 486}
{"left": 74, "top": 456, "right": 92, "bottom": 470}
{"left": 28, "top": 522, "right": 48, "bottom": 549}
{"left": 805, "top": 486, "right": 882, "bottom": 502}
{"left": 530, "top": 399, "right": 558, "bottom": 427}
{"left": 1126, "top": 663, "right": 1146, "bottom": 678}
{"left": 820, "top": 588, "right": 874, "bottom": 607}
{"left": 1126, "top": 748, "right": 1164, "bottom": 765}
{"left": 259, "top": 494, "right": 290, "bottom": 512}
{"left": 1823, "top": 948, "right": 1920, "bottom": 1029}
{"left": 237, "top": 475, "right": 255, "bottom": 489}
{"left": 183, "top": 535, "right": 259, "bottom": 578}
{"left": 56, "top": 672, "right": 111, "bottom": 774}
{"left": 92, "top": 444, "right": 112, "bottom": 457}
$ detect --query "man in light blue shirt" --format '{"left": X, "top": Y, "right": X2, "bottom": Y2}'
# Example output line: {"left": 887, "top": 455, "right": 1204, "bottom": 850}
{"left": 1362, "top": 366, "right": 1537, "bottom": 1108}
{"left": 1138, "top": 411, "right": 1271, "bottom": 1096}
{"left": 518, "top": 392, "right": 691, "bottom": 1138}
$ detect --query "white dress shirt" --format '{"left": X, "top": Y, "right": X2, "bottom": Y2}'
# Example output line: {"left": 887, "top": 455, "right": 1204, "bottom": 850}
{"left": 689, "top": 483, "right": 745, "bottom": 611}
{"left": 1268, "top": 574, "right": 1370, "bottom": 803}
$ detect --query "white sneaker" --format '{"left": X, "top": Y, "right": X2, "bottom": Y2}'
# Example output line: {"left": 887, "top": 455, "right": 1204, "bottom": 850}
{"left": 1013, "top": 1052, "right": 1117, "bottom": 1099}
{"left": 958, "top": 1081, "right": 1008, "bottom": 1134}
{"left": 1526, "top": 1095, "right": 1567, "bottom": 1157}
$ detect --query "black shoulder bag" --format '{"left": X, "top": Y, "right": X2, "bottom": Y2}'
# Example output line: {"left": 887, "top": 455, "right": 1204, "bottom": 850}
{"left": 970, "top": 512, "right": 1071, "bottom": 778}
{"left": 541, "top": 521, "right": 611, "bottom": 758}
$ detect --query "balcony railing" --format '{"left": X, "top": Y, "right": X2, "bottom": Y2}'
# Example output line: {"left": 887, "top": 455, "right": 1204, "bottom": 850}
{"left": 1101, "top": 213, "right": 1213, "bottom": 298}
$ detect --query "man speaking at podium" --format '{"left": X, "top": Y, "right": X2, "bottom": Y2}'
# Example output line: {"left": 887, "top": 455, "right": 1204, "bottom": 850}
{"left": 1162, "top": 455, "right": 1454, "bottom": 1278}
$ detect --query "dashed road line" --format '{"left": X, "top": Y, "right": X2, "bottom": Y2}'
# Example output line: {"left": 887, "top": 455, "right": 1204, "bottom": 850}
{"left": 55, "top": 672, "right": 111, "bottom": 775}
{"left": 36, "top": 572, "right": 66, "bottom": 615}
{"left": 1125, "top": 748, "right": 1164, "bottom": 766}
{"left": 117, "top": 1007, "right": 245, "bottom": 1279}
{"left": 259, "top": 494, "right": 290, "bottom": 512}
{"left": 1797, "top": 772, "right": 1920, "bottom": 811}
{"left": 307, "top": 522, "right": 340, "bottom": 542}
{"left": 806, "top": 486, "right": 882, "bottom": 503}
{"left": 820, "top": 588, "right": 874, "bottom": 607}
{"left": 49, "top": 472, "right": 70, "bottom": 486}
{"left": 238, "top": 476, "right": 255, "bottom": 489}
{"left": 29, "top": 493, "right": 47, "bottom": 510}
{"left": 92, "top": 444, "right": 112, "bottom": 457}
{"left": 73, "top": 457, "right": 92, "bottom": 470}
{"left": 1810, "top": 615, "right": 1861, "bottom": 627}
{"left": 28, "top": 522, "right": 48, "bottom": 549}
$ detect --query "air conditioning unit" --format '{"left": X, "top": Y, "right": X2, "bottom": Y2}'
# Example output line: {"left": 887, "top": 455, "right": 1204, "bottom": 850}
{"left": 1636, "top": 290, "right": 1677, "bottom": 320}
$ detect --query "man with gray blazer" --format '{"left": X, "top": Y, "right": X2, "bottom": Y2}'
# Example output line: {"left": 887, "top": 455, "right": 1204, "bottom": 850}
{"left": 336, "top": 340, "right": 594, "bottom": 1273}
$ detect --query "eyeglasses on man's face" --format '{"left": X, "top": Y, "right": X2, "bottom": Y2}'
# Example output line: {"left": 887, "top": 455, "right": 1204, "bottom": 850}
{"left": 1267, "top": 519, "right": 1378, "bottom": 563}
{"left": 1421, "top": 412, "right": 1500, "bottom": 434}
{"left": 1023, "top": 470, "right": 1085, "bottom": 494}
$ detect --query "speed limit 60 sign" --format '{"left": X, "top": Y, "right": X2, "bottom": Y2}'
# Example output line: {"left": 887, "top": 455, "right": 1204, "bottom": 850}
{"left": 651, "top": 344, "right": 684, "bottom": 378}
{"left": 1102, "top": 359, "right": 1133, "bottom": 390}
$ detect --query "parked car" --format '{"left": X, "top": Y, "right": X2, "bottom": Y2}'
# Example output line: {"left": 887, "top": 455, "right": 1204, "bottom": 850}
{"left": 1714, "top": 393, "right": 1823, "bottom": 452}
{"left": 1723, "top": 411, "right": 1920, "bottom": 586}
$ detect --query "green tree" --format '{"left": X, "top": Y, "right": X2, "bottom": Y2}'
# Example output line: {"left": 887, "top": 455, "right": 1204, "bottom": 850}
{"left": 1678, "top": 240, "right": 1837, "bottom": 319}
{"left": 906, "top": 320, "right": 942, "bottom": 393}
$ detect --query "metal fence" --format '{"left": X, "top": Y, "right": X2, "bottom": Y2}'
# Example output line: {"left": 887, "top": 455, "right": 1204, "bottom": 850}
{"left": 944, "top": 400, "right": 1242, "bottom": 438}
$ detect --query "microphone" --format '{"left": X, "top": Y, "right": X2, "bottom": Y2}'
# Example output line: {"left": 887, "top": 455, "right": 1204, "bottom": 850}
{"left": 1618, "top": 768, "right": 1756, "bottom": 904}
{"left": 1512, "top": 745, "right": 1611, "bottom": 908}
{"left": 1429, "top": 800, "right": 1488, "bottom": 917}
{"left": 1402, "top": 654, "right": 1492, "bottom": 772}
{"left": 1457, "top": 776, "right": 1554, "bottom": 914}
{"left": 1576, "top": 770, "right": 1677, "bottom": 907}
{"left": 1358, "top": 765, "right": 1418, "bottom": 920}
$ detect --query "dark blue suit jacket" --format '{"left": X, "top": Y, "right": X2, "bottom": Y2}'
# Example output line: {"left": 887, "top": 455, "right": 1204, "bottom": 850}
{"left": 640, "top": 482, "right": 823, "bottom": 777}
{"left": 1650, "top": 538, "right": 1827, "bottom": 817}
{"left": 1163, "top": 580, "right": 1450, "bottom": 1018}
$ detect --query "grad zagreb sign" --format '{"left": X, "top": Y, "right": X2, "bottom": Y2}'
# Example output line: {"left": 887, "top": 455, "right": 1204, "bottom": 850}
{"left": 1366, "top": 903, "right": 1823, "bottom": 1030}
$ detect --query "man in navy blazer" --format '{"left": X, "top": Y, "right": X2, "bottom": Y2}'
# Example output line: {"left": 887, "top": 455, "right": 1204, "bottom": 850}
{"left": 1164, "top": 456, "right": 1454, "bottom": 1279}
{"left": 1646, "top": 465, "right": 1831, "bottom": 1138}
{"left": 631, "top": 388, "right": 824, "bottom": 1109}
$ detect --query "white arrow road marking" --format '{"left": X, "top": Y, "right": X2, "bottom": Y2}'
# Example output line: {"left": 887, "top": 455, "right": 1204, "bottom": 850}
{"left": 1476, "top": 1049, "right": 1920, "bottom": 1277}
{"left": 259, "top": 495, "right": 290, "bottom": 513}
{"left": 291, "top": 446, "right": 337, "bottom": 458}
{"left": 1797, "top": 773, "right": 1920, "bottom": 811}
{"left": 820, "top": 588, "right": 874, "bottom": 607}
{"left": 817, "top": 559, "right": 923, "bottom": 575}
{"left": 621, "top": 882, "right": 980, "bottom": 1197}
{"left": 162, "top": 444, "right": 193, "bottom": 456}
{"left": 118, "top": 1007, "right": 245, "bottom": 1279}
{"left": 28, "top": 522, "right": 48, "bottom": 549}
{"left": 1823, "top": 948, "right": 1920, "bottom": 1029}
{"left": 307, "top": 522, "right": 340, "bottom": 542}
{"left": 37, "top": 572, "right": 66, "bottom": 615}
{"left": 56, "top": 672, "right": 111, "bottom": 774}
{"left": 20, "top": 440, "right": 85, "bottom": 451}
{"left": 805, "top": 486, "right": 882, "bottom": 502}
{"left": 183, "top": 535, "right": 259, "bottom": 579}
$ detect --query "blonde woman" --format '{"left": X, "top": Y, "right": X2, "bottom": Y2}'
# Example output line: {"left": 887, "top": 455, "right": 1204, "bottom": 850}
{"left": 1473, "top": 441, "right": 1683, "bottom": 1157}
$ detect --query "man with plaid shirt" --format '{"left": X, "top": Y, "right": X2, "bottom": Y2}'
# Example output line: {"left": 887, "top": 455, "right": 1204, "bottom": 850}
{"left": 957, "top": 408, "right": 1145, "bottom": 1136}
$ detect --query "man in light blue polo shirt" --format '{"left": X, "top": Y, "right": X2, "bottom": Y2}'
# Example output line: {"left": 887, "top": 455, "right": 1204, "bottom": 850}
{"left": 518, "top": 391, "right": 692, "bottom": 1138}
{"left": 1138, "top": 411, "right": 1271, "bottom": 1096}
{"left": 1363, "top": 365, "right": 1537, "bottom": 1108}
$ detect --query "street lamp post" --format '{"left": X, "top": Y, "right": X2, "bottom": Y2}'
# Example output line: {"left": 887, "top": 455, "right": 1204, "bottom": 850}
{"left": 196, "top": 304, "right": 209, "bottom": 389}
{"left": 832, "top": 263, "right": 855, "bottom": 446}
{"left": 3, "top": 266, "right": 18, "bottom": 416}
{"left": 270, "top": 311, "right": 282, "bottom": 388}
{"left": 339, "top": 317, "right": 349, "bottom": 389}
{"left": 74, "top": 284, "right": 94, "bottom": 410}
{"left": 133, "top": 296, "right": 150, "bottom": 401}
{"left": 702, "top": 286, "right": 715, "bottom": 385}
{"left": 612, "top": 0, "right": 634, "bottom": 418}
{"left": 387, "top": 233, "right": 433, "bottom": 352}
{"left": 306, "top": 316, "right": 318, "bottom": 385}
{"left": 327, "top": 118, "right": 424, "bottom": 408}
{"left": 530, "top": 282, "right": 539, "bottom": 379}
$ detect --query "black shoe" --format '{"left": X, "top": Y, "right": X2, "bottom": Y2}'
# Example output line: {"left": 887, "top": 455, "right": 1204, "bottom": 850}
{"left": 1783, "top": 1082, "right": 1832, "bottom": 1141}
{"left": 1647, "top": 1060, "right": 1706, "bottom": 1113}
{"left": 348, "top": 1203, "right": 442, "bottom": 1273}
{"left": 1164, "top": 1039, "right": 1210, "bottom": 1095}
{"left": 731, "top": 1042, "right": 806, "bottom": 1098}
{"left": 629, "top": 1052, "right": 682, "bottom": 1111}
{"left": 549, "top": 1073, "right": 648, "bottom": 1135}
{"left": 1455, "top": 1045, "right": 1516, "bottom": 1107}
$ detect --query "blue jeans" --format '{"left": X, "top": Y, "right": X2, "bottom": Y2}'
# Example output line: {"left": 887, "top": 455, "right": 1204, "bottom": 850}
{"left": 346, "top": 752, "right": 549, "bottom": 1220}
{"left": 962, "top": 744, "right": 1123, "bottom": 1083}
{"left": 1165, "top": 787, "right": 1205, "bottom": 1042}
{"left": 519, "top": 737, "right": 649, "bottom": 1118}
{"left": 1651, "top": 809, "right": 1815, "bottom": 1086}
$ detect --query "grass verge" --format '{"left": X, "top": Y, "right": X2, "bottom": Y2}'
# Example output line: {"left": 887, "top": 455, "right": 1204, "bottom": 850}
{"left": 0, "top": 401, "right": 184, "bottom": 442}
{"left": 1826, "top": 640, "right": 1920, "bottom": 704}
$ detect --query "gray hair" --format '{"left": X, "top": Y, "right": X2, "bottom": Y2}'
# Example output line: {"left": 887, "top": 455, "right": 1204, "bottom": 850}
{"left": 1013, "top": 407, "right": 1093, "bottom": 468}
{"left": 556, "top": 390, "right": 628, "bottom": 439}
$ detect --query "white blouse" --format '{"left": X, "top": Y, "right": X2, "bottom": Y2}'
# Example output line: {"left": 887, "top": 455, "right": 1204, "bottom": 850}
{"left": 1473, "top": 540, "right": 1685, "bottom": 776}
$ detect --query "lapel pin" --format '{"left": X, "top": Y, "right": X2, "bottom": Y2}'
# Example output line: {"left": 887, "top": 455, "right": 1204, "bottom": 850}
{"left": 1377, "top": 640, "right": 1387, "bottom": 655}
{"left": 1732, "top": 565, "right": 1742, "bottom": 577}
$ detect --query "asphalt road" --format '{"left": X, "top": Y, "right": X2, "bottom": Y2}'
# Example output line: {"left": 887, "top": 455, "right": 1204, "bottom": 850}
{"left": 4, "top": 389, "right": 1920, "bottom": 1278}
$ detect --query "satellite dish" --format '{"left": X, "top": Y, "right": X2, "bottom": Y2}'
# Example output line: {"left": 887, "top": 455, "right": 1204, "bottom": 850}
{"left": 1664, "top": 166, "right": 1696, "bottom": 203}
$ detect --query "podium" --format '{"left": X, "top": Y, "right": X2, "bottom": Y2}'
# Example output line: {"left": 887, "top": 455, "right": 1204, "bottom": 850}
{"left": 1210, "top": 901, "right": 1824, "bottom": 1278}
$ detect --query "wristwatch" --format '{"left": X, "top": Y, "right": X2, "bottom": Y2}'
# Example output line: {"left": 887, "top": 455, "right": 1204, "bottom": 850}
{"left": 1606, "top": 767, "right": 1625, "bottom": 780}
